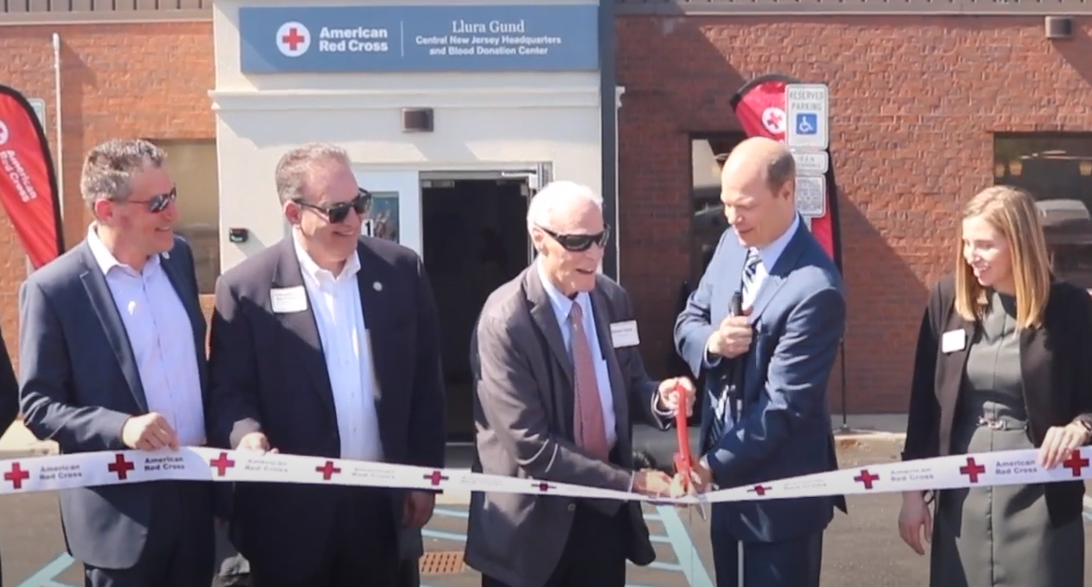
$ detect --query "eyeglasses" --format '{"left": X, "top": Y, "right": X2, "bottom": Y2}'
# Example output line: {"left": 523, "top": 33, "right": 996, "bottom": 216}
{"left": 294, "top": 188, "right": 371, "bottom": 224}
{"left": 117, "top": 187, "right": 177, "bottom": 214}
{"left": 537, "top": 225, "right": 611, "bottom": 252}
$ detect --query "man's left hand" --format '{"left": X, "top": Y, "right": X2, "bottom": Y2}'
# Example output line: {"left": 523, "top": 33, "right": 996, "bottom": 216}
{"left": 657, "top": 377, "right": 697, "bottom": 417}
{"left": 403, "top": 491, "right": 436, "bottom": 528}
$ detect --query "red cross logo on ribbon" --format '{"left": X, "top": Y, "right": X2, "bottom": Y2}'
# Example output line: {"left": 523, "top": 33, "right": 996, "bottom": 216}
{"left": 108, "top": 454, "right": 135, "bottom": 480}
{"left": 423, "top": 470, "right": 449, "bottom": 486}
{"left": 533, "top": 482, "right": 554, "bottom": 492}
{"left": 4, "top": 462, "right": 30, "bottom": 490}
{"left": 854, "top": 469, "right": 879, "bottom": 490}
{"left": 959, "top": 457, "right": 986, "bottom": 483}
{"left": 1063, "top": 449, "right": 1090, "bottom": 477}
{"left": 747, "top": 485, "right": 771, "bottom": 496}
{"left": 209, "top": 452, "right": 236, "bottom": 477}
{"left": 316, "top": 460, "right": 341, "bottom": 481}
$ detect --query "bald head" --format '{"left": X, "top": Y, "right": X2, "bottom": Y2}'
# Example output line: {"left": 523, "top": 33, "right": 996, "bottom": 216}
{"left": 722, "top": 137, "right": 796, "bottom": 194}
{"left": 720, "top": 137, "right": 798, "bottom": 247}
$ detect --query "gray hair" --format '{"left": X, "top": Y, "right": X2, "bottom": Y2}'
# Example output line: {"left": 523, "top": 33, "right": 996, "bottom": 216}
{"left": 274, "top": 142, "right": 352, "bottom": 204}
{"left": 526, "top": 180, "right": 603, "bottom": 234}
{"left": 80, "top": 138, "right": 166, "bottom": 204}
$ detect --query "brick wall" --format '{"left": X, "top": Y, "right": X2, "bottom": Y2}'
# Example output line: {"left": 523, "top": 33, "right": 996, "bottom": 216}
{"left": 1, "top": 22, "right": 215, "bottom": 372}
{"left": 616, "top": 15, "right": 1092, "bottom": 413}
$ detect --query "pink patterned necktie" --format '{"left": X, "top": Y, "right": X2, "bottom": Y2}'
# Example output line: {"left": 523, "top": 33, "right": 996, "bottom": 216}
{"left": 569, "top": 302, "right": 610, "bottom": 461}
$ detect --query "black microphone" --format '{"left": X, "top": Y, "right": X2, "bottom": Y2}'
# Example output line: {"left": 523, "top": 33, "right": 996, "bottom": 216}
{"left": 730, "top": 291, "right": 743, "bottom": 317}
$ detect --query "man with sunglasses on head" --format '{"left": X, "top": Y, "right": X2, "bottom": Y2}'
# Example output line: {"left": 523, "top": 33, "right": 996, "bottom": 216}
{"left": 18, "top": 138, "right": 217, "bottom": 587}
{"left": 464, "top": 180, "right": 697, "bottom": 587}
{"left": 207, "top": 142, "right": 446, "bottom": 587}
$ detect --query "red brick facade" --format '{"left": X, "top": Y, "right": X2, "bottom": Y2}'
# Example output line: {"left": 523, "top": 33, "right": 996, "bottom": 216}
{"left": 616, "top": 15, "right": 1092, "bottom": 413}
{"left": 4, "top": 15, "right": 1090, "bottom": 414}
{"left": 1, "top": 22, "right": 215, "bottom": 370}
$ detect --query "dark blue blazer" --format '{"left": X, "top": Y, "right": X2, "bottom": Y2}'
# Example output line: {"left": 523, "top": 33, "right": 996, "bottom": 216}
{"left": 18, "top": 236, "right": 216, "bottom": 569}
{"left": 674, "top": 220, "right": 847, "bottom": 543}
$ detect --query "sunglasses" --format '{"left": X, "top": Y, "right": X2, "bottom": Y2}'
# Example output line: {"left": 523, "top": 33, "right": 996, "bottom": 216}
{"left": 117, "top": 187, "right": 177, "bottom": 214}
{"left": 538, "top": 225, "right": 611, "bottom": 252}
{"left": 295, "top": 188, "right": 372, "bottom": 224}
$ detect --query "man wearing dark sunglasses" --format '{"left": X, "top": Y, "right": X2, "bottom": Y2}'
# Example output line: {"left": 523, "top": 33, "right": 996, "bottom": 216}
{"left": 208, "top": 142, "right": 446, "bottom": 587}
{"left": 465, "top": 180, "right": 698, "bottom": 587}
{"left": 17, "top": 138, "right": 218, "bottom": 587}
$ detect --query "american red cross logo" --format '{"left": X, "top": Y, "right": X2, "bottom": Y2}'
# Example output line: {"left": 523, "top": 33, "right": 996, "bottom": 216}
{"left": 533, "top": 482, "right": 554, "bottom": 492}
{"left": 276, "top": 21, "right": 311, "bottom": 57}
{"left": 4, "top": 462, "right": 30, "bottom": 490}
{"left": 1063, "top": 449, "right": 1090, "bottom": 477}
{"left": 316, "top": 460, "right": 341, "bottom": 480}
{"left": 959, "top": 457, "right": 986, "bottom": 483}
{"left": 209, "top": 452, "right": 236, "bottom": 477}
{"left": 748, "top": 485, "right": 771, "bottom": 496}
{"left": 765, "top": 111, "right": 782, "bottom": 129}
{"left": 282, "top": 27, "right": 305, "bottom": 51}
{"left": 108, "top": 454, "right": 135, "bottom": 480}
{"left": 854, "top": 469, "right": 879, "bottom": 489}
{"left": 423, "top": 470, "right": 449, "bottom": 486}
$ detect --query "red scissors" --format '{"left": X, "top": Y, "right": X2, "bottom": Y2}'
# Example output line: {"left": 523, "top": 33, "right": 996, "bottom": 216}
{"left": 672, "top": 381, "right": 707, "bottom": 519}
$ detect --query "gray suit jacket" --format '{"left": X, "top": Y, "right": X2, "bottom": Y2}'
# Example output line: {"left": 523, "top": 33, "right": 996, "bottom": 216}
{"left": 18, "top": 237, "right": 214, "bottom": 569}
{"left": 464, "top": 265, "right": 667, "bottom": 587}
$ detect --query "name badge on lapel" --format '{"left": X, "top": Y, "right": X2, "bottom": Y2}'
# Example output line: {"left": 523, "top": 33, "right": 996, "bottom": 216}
{"left": 271, "top": 286, "right": 308, "bottom": 314}
{"left": 941, "top": 329, "right": 967, "bottom": 354}
{"left": 610, "top": 320, "right": 640, "bottom": 348}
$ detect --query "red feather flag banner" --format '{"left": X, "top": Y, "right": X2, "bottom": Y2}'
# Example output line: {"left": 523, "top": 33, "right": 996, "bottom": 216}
{"left": 0, "top": 84, "right": 64, "bottom": 269}
{"left": 729, "top": 74, "right": 843, "bottom": 273}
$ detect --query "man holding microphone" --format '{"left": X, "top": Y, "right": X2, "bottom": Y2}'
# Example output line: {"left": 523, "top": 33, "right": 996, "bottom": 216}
{"left": 673, "top": 137, "right": 846, "bottom": 587}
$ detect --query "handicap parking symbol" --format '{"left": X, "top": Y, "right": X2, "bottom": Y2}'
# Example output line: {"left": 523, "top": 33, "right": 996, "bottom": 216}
{"left": 796, "top": 113, "right": 818, "bottom": 135}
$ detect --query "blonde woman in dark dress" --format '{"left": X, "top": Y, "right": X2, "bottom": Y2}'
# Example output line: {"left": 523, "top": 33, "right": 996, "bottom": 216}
{"left": 899, "top": 185, "right": 1092, "bottom": 587}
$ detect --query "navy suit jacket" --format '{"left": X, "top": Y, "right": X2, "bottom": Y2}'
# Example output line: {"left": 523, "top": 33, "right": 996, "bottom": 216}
{"left": 674, "top": 219, "right": 847, "bottom": 543}
{"left": 18, "top": 236, "right": 216, "bottom": 569}
{"left": 207, "top": 235, "right": 446, "bottom": 581}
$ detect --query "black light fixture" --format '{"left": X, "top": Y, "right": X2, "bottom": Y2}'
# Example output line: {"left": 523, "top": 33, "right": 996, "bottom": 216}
{"left": 401, "top": 108, "right": 434, "bottom": 133}
{"left": 1045, "top": 16, "right": 1074, "bottom": 40}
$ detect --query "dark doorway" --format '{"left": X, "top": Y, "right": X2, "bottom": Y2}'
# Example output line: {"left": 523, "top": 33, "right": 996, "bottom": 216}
{"left": 422, "top": 178, "right": 530, "bottom": 443}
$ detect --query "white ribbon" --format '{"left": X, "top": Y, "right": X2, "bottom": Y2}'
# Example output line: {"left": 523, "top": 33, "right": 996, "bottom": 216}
{"left": 1, "top": 446, "right": 1087, "bottom": 504}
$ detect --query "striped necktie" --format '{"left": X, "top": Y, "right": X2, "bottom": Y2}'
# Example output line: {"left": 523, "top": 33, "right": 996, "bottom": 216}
{"left": 707, "top": 248, "right": 762, "bottom": 451}
{"left": 741, "top": 247, "right": 761, "bottom": 303}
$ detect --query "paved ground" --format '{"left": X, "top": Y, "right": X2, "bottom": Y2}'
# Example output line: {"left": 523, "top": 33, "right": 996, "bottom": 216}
{"left": 4, "top": 436, "right": 1092, "bottom": 587}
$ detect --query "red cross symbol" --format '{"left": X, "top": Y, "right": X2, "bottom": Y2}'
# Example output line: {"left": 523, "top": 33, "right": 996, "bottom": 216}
{"left": 209, "top": 452, "right": 236, "bottom": 477}
{"left": 533, "top": 482, "right": 554, "bottom": 492}
{"left": 423, "top": 470, "right": 449, "bottom": 486}
{"left": 765, "top": 111, "right": 783, "bottom": 129}
{"left": 854, "top": 469, "right": 879, "bottom": 490}
{"left": 108, "top": 454, "right": 135, "bottom": 481}
{"left": 1062, "top": 449, "right": 1090, "bottom": 477}
{"left": 747, "top": 485, "right": 771, "bottom": 496}
{"left": 282, "top": 27, "right": 306, "bottom": 51}
{"left": 316, "top": 460, "right": 341, "bottom": 480}
{"left": 4, "top": 462, "right": 30, "bottom": 490}
{"left": 959, "top": 457, "right": 986, "bottom": 483}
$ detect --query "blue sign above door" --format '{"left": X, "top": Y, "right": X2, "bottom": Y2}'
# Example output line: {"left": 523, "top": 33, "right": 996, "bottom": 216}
{"left": 238, "top": 4, "right": 601, "bottom": 74}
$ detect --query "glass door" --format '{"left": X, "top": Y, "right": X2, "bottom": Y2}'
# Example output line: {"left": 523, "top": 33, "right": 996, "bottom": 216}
{"left": 353, "top": 170, "right": 422, "bottom": 256}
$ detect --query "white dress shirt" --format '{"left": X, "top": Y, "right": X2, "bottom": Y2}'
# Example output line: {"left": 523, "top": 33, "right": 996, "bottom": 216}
{"left": 292, "top": 233, "right": 384, "bottom": 462}
{"left": 86, "top": 225, "right": 206, "bottom": 446}
{"left": 537, "top": 260, "right": 618, "bottom": 449}
{"left": 741, "top": 214, "right": 800, "bottom": 308}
